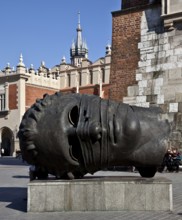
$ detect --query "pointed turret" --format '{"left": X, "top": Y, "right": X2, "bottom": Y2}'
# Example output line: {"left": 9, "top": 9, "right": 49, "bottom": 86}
{"left": 70, "top": 12, "right": 88, "bottom": 66}
{"left": 17, "top": 54, "right": 25, "bottom": 67}
{"left": 29, "top": 64, "right": 35, "bottom": 74}
{"left": 4, "top": 63, "right": 12, "bottom": 74}
{"left": 61, "top": 56, "right": 66, "bottom": 64}
{"left": 16, "top": 54, "right": 26, "bottom": 74}
{"left": 76, "top": 11, "right": 82, "bottom": 49}
{"left": 105, "top": 43, "right": 112, "bottom": 56}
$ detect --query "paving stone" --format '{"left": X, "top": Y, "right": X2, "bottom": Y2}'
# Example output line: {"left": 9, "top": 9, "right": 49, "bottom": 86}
{"left": 0, "top": 157, "right": 182, "bottom": 220}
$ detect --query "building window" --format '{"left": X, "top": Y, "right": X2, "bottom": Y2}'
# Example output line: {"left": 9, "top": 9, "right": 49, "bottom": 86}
{"left": 163, "top": 0, "right": 182, "bottom": 15}
{"left": 0, "top": 94, "right": 6, "bottom": 111}
{"left": 164, "top": 0, "right": 168, "bottom": 14}
{"left": 89, "top": 70, "right": 93, "bottom": 84}
{"left": 161, "top": 0, "right": 169, "bottom": 15}
{"left": 161, "top": 0, "right": 182, "bottom": 29}
{"left": 101, "top": 68, "right": 105, "bottom": 83}
{"left": 67, "top": 73, "right": 71, "bottom": 87}
{"left": 78, "top": 72, "right": 82, "bottom": 86}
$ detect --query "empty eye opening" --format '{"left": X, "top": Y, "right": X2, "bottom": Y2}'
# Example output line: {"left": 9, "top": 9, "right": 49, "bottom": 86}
{"left": 69, "top": 106, "right": 79, "bottom": 127}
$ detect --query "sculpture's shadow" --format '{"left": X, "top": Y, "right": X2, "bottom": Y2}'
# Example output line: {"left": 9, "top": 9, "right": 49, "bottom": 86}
{"left": 0, "top": 187, "right": 27, "bottom": 212}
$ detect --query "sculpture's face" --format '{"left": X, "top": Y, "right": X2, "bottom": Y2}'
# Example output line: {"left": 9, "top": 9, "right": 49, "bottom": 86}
{"left": 19, "top": 93, "right": 105, "bottom": 176}
{"left": 18, "top": 94, "right": 82, "bottom": 176}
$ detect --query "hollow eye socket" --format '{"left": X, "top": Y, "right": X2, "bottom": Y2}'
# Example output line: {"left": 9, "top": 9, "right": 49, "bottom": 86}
{"left": 68, "top": 106, "right": 79, "bottom": 127}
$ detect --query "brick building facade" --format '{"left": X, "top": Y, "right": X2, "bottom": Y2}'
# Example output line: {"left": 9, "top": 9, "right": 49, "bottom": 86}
{"left": 110, "top": 0, "right": 182, "bottom": 150}
{"left": 110, "top": 0, "right": 162, "bottom": 101}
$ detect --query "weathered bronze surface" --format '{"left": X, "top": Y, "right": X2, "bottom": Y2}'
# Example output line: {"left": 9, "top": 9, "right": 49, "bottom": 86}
{"left": 18, "top": 92, "right": 170, "bottom": 179}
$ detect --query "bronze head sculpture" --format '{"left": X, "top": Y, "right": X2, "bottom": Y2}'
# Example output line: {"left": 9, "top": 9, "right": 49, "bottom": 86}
{"left": 18, "top": 92, "right": 170, "bottom": 179}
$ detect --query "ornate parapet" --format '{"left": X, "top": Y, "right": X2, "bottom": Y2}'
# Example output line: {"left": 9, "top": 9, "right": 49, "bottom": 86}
{"left": 26, "top": 72, "right": 60, "bottom": 90}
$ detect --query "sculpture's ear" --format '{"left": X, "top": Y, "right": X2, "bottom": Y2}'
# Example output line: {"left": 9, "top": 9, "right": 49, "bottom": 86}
{"left": 69, "top": 106, "right": 79, "bottom": 127}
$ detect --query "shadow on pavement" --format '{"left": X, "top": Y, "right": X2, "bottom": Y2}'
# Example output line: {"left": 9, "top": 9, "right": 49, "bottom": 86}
{"left": 12, "top": 175, "right": 29, "bottom": 179}
{"left": 0, "top": 187, "right": 27, "bottom": 212}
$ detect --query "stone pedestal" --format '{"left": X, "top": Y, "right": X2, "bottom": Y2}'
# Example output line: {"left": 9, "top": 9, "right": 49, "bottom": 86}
{"left": 27, "top": 176, "right": 173, "bottom": 212}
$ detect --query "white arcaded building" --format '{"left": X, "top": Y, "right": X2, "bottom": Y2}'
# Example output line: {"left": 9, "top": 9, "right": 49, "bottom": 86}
{"left": 0, "top": 14, "right": 111, "bottom": 156}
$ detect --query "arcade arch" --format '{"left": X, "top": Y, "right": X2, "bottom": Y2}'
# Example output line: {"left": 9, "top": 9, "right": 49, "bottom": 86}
{"left": 0, "top": 127, "right": 14, "bottom": 156}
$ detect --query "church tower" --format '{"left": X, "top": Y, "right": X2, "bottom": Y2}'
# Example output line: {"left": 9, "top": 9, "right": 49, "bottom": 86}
{"left": 70, "top": 12, "right": 88, "bottom": 67}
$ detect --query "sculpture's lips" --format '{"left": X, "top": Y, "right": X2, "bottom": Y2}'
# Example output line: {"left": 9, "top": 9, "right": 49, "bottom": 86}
{"left": 69, "top": 145, "right": 78, "bottom": 162}
{"left": 67, "top": 126, "right": 83, "bottom": 167}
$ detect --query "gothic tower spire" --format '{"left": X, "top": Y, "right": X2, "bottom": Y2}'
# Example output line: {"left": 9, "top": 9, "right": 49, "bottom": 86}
{"left": 70, "top": 12, "right": 88, "bottom": 66}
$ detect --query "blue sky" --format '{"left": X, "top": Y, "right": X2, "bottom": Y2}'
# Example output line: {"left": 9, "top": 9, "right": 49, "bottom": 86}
{"left": 0, "top": 1, "right": 120, "bottom": 70}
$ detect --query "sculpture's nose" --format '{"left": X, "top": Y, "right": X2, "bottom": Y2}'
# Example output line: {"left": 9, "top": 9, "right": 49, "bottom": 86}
{"left": 76, "top": 120, "right": 101, "bottom": 143}
{"left": 89, "top": 121, "right": 102, "bottom": 142}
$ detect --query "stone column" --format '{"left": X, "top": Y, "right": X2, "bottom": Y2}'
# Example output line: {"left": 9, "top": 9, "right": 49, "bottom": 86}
{"left": 4, "top": 82, "right": 9, "bottom": 111}
{"left": 18, "top": 75, "right": 29, "bottom": 122}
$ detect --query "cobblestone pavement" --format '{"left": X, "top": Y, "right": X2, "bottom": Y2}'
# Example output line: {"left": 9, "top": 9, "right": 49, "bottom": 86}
{"left": 0, "top": 157, "right": 182, "bottom": 220}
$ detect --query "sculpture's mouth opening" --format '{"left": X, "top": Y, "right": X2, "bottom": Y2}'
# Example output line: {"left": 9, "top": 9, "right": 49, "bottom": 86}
{"left": 69, "top": 139, "right": 81, "bottom": 162}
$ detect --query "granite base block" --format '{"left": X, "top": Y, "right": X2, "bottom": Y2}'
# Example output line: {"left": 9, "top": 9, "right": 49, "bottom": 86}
{"left": 27, "top": 176, "right": 173, "bottom": 212}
